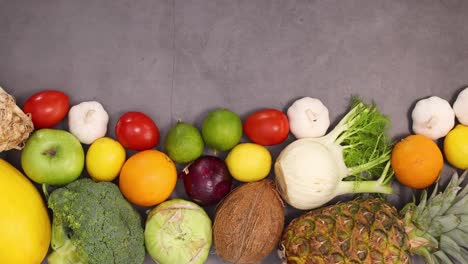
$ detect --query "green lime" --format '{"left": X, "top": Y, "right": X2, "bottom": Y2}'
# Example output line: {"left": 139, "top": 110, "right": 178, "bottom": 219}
{"left": 165, "top": 122, "right": 204, "bottom": 163}
{"left": 201, "top": 109, "right": 242, "bottom": 151}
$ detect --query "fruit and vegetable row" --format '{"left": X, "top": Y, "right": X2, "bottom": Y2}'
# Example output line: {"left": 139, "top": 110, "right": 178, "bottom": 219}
{"left": 1, "top": 86, "right": 467, "bottom": 264}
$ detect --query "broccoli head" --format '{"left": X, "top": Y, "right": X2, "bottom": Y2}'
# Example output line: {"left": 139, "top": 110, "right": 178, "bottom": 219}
{"left": 47, "top": 178, "right": 145, "bottom": 264}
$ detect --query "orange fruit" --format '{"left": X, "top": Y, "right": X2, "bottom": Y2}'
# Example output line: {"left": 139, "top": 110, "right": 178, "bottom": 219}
{"left": 391, "top": 134, "right": 443, "bottom": 189}
{"left": 119, "top": 150, "right": 177, "bottom": 206}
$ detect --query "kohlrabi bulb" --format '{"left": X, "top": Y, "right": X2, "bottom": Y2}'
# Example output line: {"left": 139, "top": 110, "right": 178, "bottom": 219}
{"left": 144, "top": 199, "right": 212, "bottom": 264}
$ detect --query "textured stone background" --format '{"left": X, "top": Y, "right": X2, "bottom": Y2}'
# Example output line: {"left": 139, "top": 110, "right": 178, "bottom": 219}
{"left": 1, "top": 0, "right": 467, "bottom": 263}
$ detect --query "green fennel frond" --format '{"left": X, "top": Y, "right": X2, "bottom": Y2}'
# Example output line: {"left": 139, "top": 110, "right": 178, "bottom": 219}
{"left": 332, "top": 96, "right": 393, "bottom": 181}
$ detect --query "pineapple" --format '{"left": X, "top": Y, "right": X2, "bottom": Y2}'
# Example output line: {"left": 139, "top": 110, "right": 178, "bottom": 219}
{"left": 279, "top": 171, "right": 468, "bottom": 264}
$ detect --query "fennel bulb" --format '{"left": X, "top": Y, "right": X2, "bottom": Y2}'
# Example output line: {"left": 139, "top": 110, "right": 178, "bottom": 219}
{"left": 275, "top": 97, "right": 394, "bottom": 210}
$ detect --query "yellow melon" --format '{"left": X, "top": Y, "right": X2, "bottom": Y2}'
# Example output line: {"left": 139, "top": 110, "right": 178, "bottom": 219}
{"left": 0, "top": 158, "right": 51, "bottom": 263}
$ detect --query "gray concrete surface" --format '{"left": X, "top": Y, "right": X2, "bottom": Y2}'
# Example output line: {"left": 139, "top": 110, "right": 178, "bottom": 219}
{"left": 1, "top": 0, "right": 467, "bottom": 263}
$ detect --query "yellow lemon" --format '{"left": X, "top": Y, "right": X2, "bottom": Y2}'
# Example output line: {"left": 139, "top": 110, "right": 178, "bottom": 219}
{"left": 225, "top": 143, "right": 272, "bottom": 182}
{"left": 444, "top": 124, "right": 468, "bottom": 169}
{"left": 86, "top": 137, "right": 126, "bottom": 181}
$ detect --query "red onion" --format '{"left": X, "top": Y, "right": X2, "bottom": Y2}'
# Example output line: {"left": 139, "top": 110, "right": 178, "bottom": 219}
{"left": 179, "top": 156, "right": 232, "bottom": 205}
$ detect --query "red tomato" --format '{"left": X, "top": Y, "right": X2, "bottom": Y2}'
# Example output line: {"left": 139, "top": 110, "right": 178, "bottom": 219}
{"left": 243, "top": 109, "right": 289, "bottom": 146}
{"left": 115, "top": 112, "right": 160, "bottom": 151}
{"left": 23, "top": 90, "right": 69, "bottom": 128}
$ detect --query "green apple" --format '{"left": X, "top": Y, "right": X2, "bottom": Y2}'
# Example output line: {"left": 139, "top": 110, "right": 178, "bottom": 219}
{"left": 21, "top": 129, "right": 85, "bottom": 185}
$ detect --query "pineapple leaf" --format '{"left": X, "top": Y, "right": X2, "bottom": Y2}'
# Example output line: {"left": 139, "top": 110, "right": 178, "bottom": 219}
{"left": 425, "top": 172, "right": 466, "bottom": 229}
{"left": 435, "top": 185, "right": 461, "bottom": 217}
{"left": 414, "top": 246, "right": 436, "bottom": 264}
{"left": 444, "top": 229, "right": 468, "bottom": 247}
{"left": 427, "top": 215, "right": 460, "bottom": 236}
{"left": 440, "top": 235, "right": 465, "bottom": 264}
{"left": 455, "top": 184, "right": 468, "bottom": 204}
{"left": 414, "top": 190, "right": 429, "bottom": 227}
{"left": 461, "top": 247, "right": 468, "bottom": 261}
{"left": 458, "top": 215, "right": 468, "bottom": 233}
{"left": 427, "top": 181, "right": 460, "bottom": 220}
{"left": 416, "top": 190, "right": 428, "bottom": 216}
{"left": 452, "top": 170, "right": 467, "bottom": 204}
{"left": 446, "top": 195, "right": 468, "bottom": 215}
{"left": 427, "top": 196, "right": 444, "bottom": 218}
{"left": 433, "top": 250, "right": 454, "bottom": 264}
{"left": 408, "top": 171, "right": 468, "bottom": 263}
{"left": 400, "top": 203, "right": 415, "bottom": 219}
{"left": 459, "top": 169, "right": 467, "bottom": 182}
{"left": 430, "top": 181, "right": 440, "bottom": 200}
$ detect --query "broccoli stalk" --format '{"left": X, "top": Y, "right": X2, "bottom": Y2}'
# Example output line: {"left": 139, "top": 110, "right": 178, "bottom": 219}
{"left": 47, "top": 178, "right": 145, "bottom": 264}
{"left": 48, "top": 217, "right": 87, "bottom": 264}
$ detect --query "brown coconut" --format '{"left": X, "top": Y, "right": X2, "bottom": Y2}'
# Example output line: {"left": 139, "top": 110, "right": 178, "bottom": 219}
{"left": 213, "top": 179, "right": 285, "bottom": 264}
